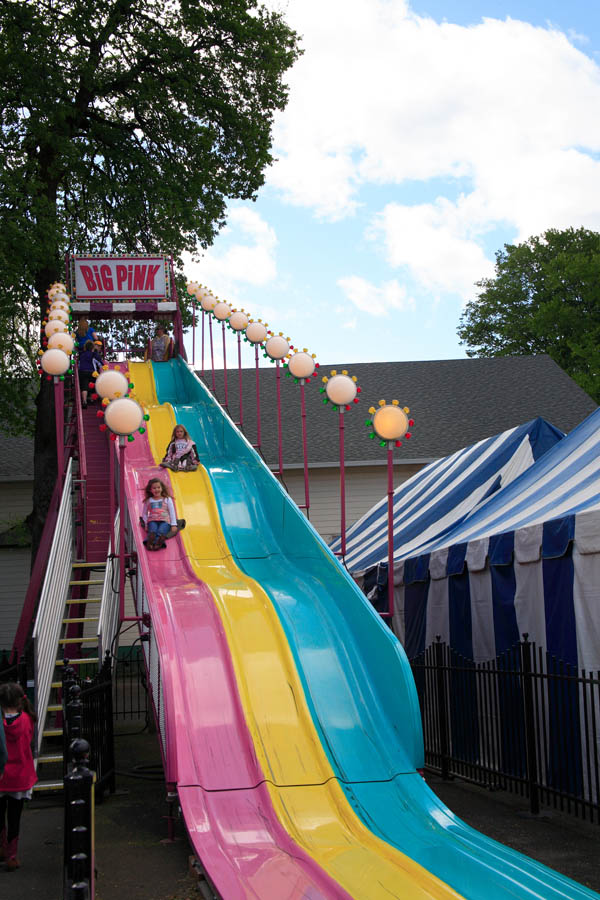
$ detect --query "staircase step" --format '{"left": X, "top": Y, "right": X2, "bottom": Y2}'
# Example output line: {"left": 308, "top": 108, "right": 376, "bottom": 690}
{"left": 37, "top": 753, "right": 63, "bottom": 765}
{"left": 72, "top": 562, "right": 107, "bottom": 569}
{"left": 69, "top": 579, "right": 104, "bottom": 586}
{"left": 47, "top": 704, "right": 62, "bottom": 713}
{"left": 43, "top": 728, "right": 63, "bottom": 738}
{"left": 55, "top": 658, "right": 98, "bottom": 666}
{"left": 34, "top": 780, "right": 63, "bottom": 793}
{"left": 67, "top": 597, "right": 102, "bottom": 604}
{"left": 63, "top": 616, "right": 99, "bottom": 624}
{"left": 51, "top": 682, "right": 62, "bottom": 689}
{"left": 58, "top": 637, "right": 98, "bottom": 645}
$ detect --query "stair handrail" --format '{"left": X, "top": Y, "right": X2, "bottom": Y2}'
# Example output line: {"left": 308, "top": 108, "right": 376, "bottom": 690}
{"left": 97, "top": 510, "right": 120, "bottom": 667}
{"left": 32, "top": 458, "right": 74, "bottom": 755}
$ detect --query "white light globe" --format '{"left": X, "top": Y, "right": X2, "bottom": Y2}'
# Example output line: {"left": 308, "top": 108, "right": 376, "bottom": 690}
{"left": 372, "top": 405, "right": 409, "bottom": 441}
{"left": 288, "top": 352, "right": 315, "bottom": 380}
{"left": 213, "top": 301, "right": 232, "bottom": 321}
{"left": 45, "top": 320, "right": 68, "bottom": 337}
{"left": 187, "top": 281, "right": 199, "bottom": 295}
{"left": 50, "top": 290, "right": 70, "bottom": 303}
{"left": 265, "top": 335, "right": 289, "bottom": 360}
{"left": 229, "top": 311, "right": 249, "bottom": 331}
{"left": 48, "top": 308, "right": 70, "bottom": 324}
{"left": 95, "top": 369, "right": 129, "bottom": 400}
{"left": 47, "top": 332, "right": 75, "bottom": 354}
{"left": 49, "top": 299, "right": 70, "bottom": 313}
{"left": 326, "top": 374, "right": 357, "bottom": 406}
{"left": 200, "top": 292, "right": 216, "bottom": 312}
{"left": 104, "top": 398, "right": 144, "bottom": 436}
{"left": 245, "top": 322, "right": 267, "bottom": 344}
{"left": 41, "top": 348, "right": 70, "bottom": 376}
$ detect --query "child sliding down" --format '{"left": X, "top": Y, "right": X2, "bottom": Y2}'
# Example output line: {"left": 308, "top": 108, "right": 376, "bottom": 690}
{"left": 160, "top": 424, "right": 199, "bottom": 472}
{"left": 140, "top": 478, "right": 178, "bottom": 551}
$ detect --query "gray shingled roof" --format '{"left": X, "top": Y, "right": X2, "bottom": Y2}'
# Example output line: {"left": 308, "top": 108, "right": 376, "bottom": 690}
{"left": 201, "top": 355, "right": 597, "bottom": 468}
{"left": 0, "top": 431, "right": 35, "bottom": 481}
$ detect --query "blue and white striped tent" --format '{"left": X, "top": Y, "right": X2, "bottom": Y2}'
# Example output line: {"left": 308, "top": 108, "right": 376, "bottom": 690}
{"left": 331, "top": 417, "right": 564, "bottom": 577}
{"left": 392, "top": 406, "right": 600, "bottom": 671}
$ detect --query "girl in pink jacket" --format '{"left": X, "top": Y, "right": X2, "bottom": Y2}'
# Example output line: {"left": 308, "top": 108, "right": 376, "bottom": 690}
{"left": 0, "top": 682, "right": 37, "bottom": 871}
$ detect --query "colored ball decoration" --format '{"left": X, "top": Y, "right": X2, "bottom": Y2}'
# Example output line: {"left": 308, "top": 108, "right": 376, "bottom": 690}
{"left": 213, "top": 301, "right": 232, "bottom": 321}
{"left": 199, "top": 290, "right": 216, "bottom": 312}
{"left": 365, "top": 400, "right": 414, "bottom": 447}
{"left": 325, "top": 373, "right": 357, "bottom": 406}
{"left": 104, "top": 398, "right": 144, "bottom": 436}
{"left": 45, "top": 319, "right": 69, "bottom": 337}
{"left": 228, "top": 310, "right": 249, "bottom": 331}
{"left": 187, "top": 281, "right": 200, "bottom": 295}
{"left": 95, "top": 369, "right": 130, "bottom": 400}
{"left": 48, "top": 308, "right": 70, "bottom": 324}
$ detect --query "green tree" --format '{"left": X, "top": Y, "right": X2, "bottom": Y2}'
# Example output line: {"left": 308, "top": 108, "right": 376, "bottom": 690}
{"left": 0, "top": 0, "right": 300, "bottom": 553}
{"left": 458, "top": 227, "right": 600, "bottom": 402}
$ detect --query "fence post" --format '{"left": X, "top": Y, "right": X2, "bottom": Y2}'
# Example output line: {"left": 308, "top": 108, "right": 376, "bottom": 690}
{"left": 520, "top": 633, "right": 540, "bottom": 815}
{"left": 63, "top": 738, "right": 95, "bottom": 900}
{"left": 435, "top": 637, "right": 450, "bottom": 780}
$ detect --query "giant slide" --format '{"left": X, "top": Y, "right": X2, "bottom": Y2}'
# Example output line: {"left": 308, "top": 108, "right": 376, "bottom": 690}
{"left": 122, "top": 358, "right": 597, "bottom": 900}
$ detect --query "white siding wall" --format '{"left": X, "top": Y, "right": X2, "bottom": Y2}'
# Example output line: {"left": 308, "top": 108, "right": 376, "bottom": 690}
{"left": 282, "top": 463, "right": 425, "bottom": 543}
{"left": 0, "top": 548, "right": 31, "bottom": 651}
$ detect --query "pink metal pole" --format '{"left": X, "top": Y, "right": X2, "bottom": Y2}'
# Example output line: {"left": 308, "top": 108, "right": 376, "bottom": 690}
{"left": 201, "top": 311, "right": 205, "bottom": 377}
{"left": 276, "top": 359, "right": 283, "bottom": 476}
{"left": 254, "top": 344, "right": 262, "bottom": 451}
{"left": 338, "top": 410, "right": 346, "bottom": 557}
{"left": 209, "top": 315, "right": 216, "bottom": 393}
{"left": 300, "top": 381, "right": 310, "bottom": 514}
{"left": 109, "top": 436, "right": 115, "bottom": 542}
{"left": 192, "top": 297, "right": 196, "bottom": 367}
{"left": 237, "top": 333, "right": 243, "bottom": 429}
{"left": 119, "top": 437, "right": 126, "bottom": 622}
{"left": 54, "top": 378, "right": 64, "bottom": 483}
{"left": 222, "top": 321, "right": 229, "bottom": 409}
{"left": 384, "top": 445, "right": 395, "bottom": 620}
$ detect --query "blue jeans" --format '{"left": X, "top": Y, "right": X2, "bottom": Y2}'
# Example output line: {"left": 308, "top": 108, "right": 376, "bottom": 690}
{"left": 147, "top": 520, "right": 170, "bottom": 537}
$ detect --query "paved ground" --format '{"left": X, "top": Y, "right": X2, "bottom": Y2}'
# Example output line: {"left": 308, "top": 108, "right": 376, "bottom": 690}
{"left": 7, "top": 723, "right": 600, "bottom": 897}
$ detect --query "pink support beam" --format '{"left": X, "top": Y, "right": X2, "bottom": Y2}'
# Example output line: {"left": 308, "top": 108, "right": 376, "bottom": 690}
{"left": 192, "top": 297, "right": 196, "bottom": 367}
{"left": 222, "top": 321, "right": 229, "bottom": 410}
{"left": 254, "top": 344, "right": 262, "bottom": 451}
{"left": 236, "top": 333, "right": 243, "bottom": 429}
{"left": 299, "top": 382, "right": 310, "bottom": 515}
{"left": 118, "top": 437, "right": 126, "bottom": 622}
{"left": 54, "top": 378, "right": 65, "bottom": 487}
{"left": 209, "top": 315, "right": 216, "bottom": 394}
{"left": 338, "top": 410, "right": 346, "bottom": 558}
{"left": 383, "top": 445, "right": 395, "bottom": 621}
{"left": 201, "top": 311, "right": 205, "bottom": 378}
{"left": 276, "top": 359, "right": 283, "bottom": 476}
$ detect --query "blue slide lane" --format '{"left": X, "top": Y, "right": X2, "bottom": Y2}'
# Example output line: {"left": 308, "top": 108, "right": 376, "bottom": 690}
{"left": 154, "top": 359, "right": 598, "bottom": 900}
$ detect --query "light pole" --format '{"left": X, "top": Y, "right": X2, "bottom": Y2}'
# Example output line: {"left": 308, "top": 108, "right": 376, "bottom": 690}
{"left": 244, "top": 320, "right": 268, "bottom": 453}
{"left": 320, "top": 371, "right": 361, "bottom": 560}
{"left": 366, "top": 401, "right": 414, "bottom": 620}
{"left": 39, "top": 348, "right": 72, "bottom": 485}
{"left": 213, "top": 300, "right": 233, "bottom": 411}
{"left": 286, "top": 351, "right": 319, "bottom": 516}
{"left": 228, "top": 310, "right": 249, "bottom": 429}
{"left": 264, "top": 334, "right": 290, "bottom": 479}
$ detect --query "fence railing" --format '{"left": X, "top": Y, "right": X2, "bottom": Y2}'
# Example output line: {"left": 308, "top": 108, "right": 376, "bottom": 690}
{"left": 410, "top": 635, "right": 600, "bottom": 824}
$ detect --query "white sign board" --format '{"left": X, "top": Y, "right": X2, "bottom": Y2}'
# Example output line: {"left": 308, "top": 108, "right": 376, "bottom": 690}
{"left": 72, "top": 255, "right": 169, "bottom": 300}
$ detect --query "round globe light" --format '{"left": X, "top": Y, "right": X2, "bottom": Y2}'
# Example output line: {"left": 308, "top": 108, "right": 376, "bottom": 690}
{"left": 48, "top": 308, "right": 70, "bottom": 324}
{"left": 187, "top": 281, "right": 199, "bottom": 295}
{"left": 229, "top": 311, "right": 249, "bottom": 331}
{"left": 45, "top": 319, "right": 69, "bottom": 338}
{"left": 326, "top": 374, "right": 357, "bottom": 406}
{"left": 288, "top": 352, "right": 315, "bottom": 380}
{"left": 200, "top": 292, "right": 216, "bottom": 312}
{"left": 104, "top": 398, "right": 144, "bottom": 436}
{"left": 95, "top": 369, "right": 130, "bottom": 400}
{"left": 41, "top": 348, "right": 70, "bottom": 376}
{"left": 50, "top": 291, "right": 70, "bottom": 303}
{"left": 213, "top": 301, "right": 232, "bottom": 321}
{"left": 49, "top": 299, "right": 70, "bottom": 313}
{"left": 49, "top": 282, "right": 67, "bottom": 293}
{"left": 245, "top": 322, "right": 268, "bottom": 344}
{"left": 47, "top": 332, "right": 75, "bottom": 354}
{"left": 265, "top": 335, "right": 289, "bottom": 360}
{"left": 372, "top": 405, "right": 409, "bottom": 441}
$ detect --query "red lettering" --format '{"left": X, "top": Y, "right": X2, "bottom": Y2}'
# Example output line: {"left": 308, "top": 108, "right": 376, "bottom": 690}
{"left": 133, "top": 265, "right": 147, "bottom": 291}
{"left": 100, "top": 264, "right": 114, "bottom": 290}
{"left": 80, "top": 265, "right": 96, "bottom": 291}
{"left": 144, "top": 264, "right": 161, "bottom": 291}
{"left": 116, "top": 265, "right": 127, "bottom": 290}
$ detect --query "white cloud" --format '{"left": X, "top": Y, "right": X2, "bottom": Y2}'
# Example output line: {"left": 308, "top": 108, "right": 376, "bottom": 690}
{"left": 184, "top": 207, "right": 278, "bottom": 302}
{"left": 337, "top": 275, "right": 415, "bottom": 316}
{"left": 266, "top": 0, "right": 600, "bottom": 295}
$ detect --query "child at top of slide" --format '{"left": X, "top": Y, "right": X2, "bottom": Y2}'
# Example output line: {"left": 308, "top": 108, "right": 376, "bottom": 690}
{"left": 139, "top": 478, "right": 178, "bottom": 551}
{"left": 160, "top": 424, "right": 199, "bottom": 472}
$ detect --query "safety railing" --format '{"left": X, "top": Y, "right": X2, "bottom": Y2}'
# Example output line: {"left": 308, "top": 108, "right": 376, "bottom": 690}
{"left": 97, "top": 511, "right": 120, "bottom": 667}
{"left": 32, "top": 458, "right": 74, "bottom": 755}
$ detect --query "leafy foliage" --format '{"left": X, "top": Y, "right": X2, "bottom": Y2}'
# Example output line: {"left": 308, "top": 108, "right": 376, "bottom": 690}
{"left": 458, "top": 228, "right": 600, "bottom": 402}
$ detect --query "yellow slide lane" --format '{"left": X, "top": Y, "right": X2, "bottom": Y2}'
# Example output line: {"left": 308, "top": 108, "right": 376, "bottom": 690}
{"left": 131, "top": 361, "right": 464, "bottom": 900}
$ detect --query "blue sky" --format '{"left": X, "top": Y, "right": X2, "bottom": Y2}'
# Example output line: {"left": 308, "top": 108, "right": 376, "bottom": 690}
{"left": 184, "top": 0, "right": 600, "bottom": 369}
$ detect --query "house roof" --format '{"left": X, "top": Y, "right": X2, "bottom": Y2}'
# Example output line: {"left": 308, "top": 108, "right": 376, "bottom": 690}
{"left": 0, "top": 431, "right": 34, "bottom": 481}
{"left": 202, "top": 355, "right": 597, "bottom": 469}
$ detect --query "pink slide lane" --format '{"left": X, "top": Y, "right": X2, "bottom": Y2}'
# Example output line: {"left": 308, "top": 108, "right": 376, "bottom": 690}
{"left": 121, "top": 427, "right": 349, "bottom": 899}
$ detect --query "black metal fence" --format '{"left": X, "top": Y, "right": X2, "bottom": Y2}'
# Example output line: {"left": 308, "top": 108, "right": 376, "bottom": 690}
{"left": 410, "top": 635, "right": 600, "bottom": 823}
